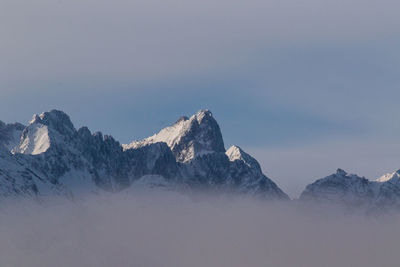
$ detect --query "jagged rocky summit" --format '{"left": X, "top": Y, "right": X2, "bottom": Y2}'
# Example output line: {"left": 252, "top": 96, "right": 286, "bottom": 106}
{"left": 0, "top": 109, "right": 289, "bottom": 201}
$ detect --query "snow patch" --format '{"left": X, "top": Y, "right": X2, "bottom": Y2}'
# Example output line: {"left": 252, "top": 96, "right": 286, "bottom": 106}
{"left": 226, "top": 145, "right": 244, "bottom": 162}
{"left": 376, "top": 170, "right": 400, "bottom": 183}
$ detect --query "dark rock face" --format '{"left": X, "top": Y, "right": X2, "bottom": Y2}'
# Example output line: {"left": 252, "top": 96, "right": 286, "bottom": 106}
{"left": 184, "top": 152, "right": 232, "bottom": 186}
{"left": 0, "top": 109, "right": 288, "bottom": 201}
{"left": 126, "top": 143, "right": 179, "bottom": 181}
{"left": 0, "top": 121, "right": 25, "bottom": 150}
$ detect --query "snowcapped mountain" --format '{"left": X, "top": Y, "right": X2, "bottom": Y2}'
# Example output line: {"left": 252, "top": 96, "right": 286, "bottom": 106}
{"left": 123, "top": 110, "right": 225, "bottom": 162}
{"left": 299, "top": 169, "right": 400, "bottom": 212}
{"left": 0, "top": 109, "right": 289, "bottom": 201}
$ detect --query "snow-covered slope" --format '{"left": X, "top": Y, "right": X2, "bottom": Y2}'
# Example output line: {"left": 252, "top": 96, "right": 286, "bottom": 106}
{"left": 0, "top": 109, "right": 288, "bottom": 201}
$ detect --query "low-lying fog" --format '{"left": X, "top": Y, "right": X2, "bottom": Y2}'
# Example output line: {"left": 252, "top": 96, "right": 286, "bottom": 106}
{"left": 0, "top": 192, "right": 399, "bottom": 267}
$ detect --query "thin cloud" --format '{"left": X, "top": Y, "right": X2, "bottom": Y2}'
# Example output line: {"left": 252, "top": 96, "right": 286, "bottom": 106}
{"left": 0, "top": 193, "right": 399, "bottom": 267}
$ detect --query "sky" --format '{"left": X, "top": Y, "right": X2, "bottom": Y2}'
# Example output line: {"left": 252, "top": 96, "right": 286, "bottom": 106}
{"left": 1, "top": 0, "right": 400, "bottom": 197}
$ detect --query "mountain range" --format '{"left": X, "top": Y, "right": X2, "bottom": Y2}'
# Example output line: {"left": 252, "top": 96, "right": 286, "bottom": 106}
{"left": 0, "top": 109, "right": 288, "bottom": 201}
{"left": 1, "top": 109, "right": 400, "bottom": 213}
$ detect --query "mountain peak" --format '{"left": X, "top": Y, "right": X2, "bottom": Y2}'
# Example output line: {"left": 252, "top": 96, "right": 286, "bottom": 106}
{"left": 195, "top": 109, "right": 213, "bottom": 121}
{"left": 30, "top": 110, "right": 76, "bottom": 137}
{"left": 336, "top": 168, "right": 347, "bottom": 176}
{"left": 14, "top": 110, "right": 77, "bottom": 155}
{"left": 124, "top": 109, "right": 225, "bottom": 162}
{"left": 226, "top": 145, "right": 262, "bottom": 172}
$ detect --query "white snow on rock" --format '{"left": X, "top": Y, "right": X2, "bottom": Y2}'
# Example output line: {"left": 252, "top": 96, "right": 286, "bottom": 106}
{"left": 124, "top": 116, "right": 190, "bottom": 150}
{"left": 376, "top": 170, "right": 400, "bottom": 183}
{"left": 14, "top": 122, "right": 51, "bottom": 155}
{"left": 226, "top": 145, "right": 247, "bottom": 162}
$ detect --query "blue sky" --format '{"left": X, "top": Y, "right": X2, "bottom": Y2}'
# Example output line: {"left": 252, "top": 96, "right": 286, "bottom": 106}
{"left": 1, "top": 0, "right": 400, "bottom": 196}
